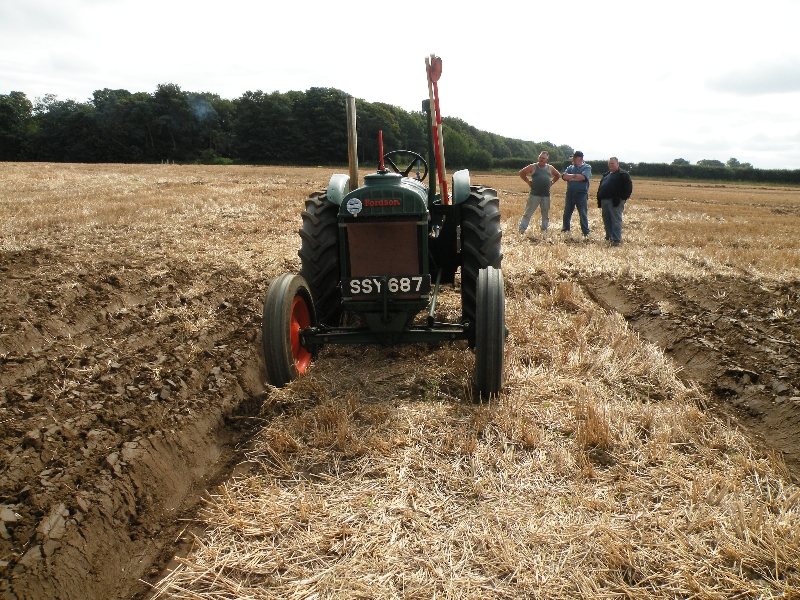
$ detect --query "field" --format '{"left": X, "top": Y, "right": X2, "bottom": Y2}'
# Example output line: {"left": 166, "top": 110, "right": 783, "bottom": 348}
{"left": 1, "top": 163, "right": 799, "bottom": 599}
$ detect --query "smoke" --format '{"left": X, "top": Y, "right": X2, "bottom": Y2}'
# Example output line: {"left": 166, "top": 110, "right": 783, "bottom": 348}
{"left": 188, "top": 95, "right": 215, "bottom": 122}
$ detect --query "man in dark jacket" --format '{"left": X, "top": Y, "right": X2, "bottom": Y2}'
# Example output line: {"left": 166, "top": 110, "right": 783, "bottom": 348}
{"left": 596, "top": 157, "right": 633, "bottom": 246}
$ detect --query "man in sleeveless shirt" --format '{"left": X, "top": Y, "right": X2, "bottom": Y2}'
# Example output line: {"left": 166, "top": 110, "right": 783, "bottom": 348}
{"left": 561, "top": 150, "right": 592, "bottom": 237}
{"left": 518, "top": 151, "right": 561, "bottom": 234}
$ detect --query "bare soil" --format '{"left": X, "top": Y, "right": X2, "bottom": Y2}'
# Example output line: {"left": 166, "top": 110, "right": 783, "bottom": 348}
{"left": 0, "top": 245, "right": 270, "bottom": 599}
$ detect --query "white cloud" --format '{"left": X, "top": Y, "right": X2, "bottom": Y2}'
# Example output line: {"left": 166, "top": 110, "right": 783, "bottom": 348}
{"left": 0, "top": 1, "right": 79, "bottom": 34}
{"left": 707, "top": 58, "right": 800, "bottom": 96}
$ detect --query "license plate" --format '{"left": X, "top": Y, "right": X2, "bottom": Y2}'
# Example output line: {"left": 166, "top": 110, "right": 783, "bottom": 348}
{"left": 344, "top": 275, "right": 431, "bottom": 298}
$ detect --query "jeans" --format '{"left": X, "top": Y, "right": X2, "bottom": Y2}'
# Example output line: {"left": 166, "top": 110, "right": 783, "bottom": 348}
{"left": 519, "top": 193, "right": 550, "bottom": 233}
{"left": 600, "top": 198, "right": 626, "bottom": 242}
{"left": 562, "top": 189, "right": 589, "bottom": 235}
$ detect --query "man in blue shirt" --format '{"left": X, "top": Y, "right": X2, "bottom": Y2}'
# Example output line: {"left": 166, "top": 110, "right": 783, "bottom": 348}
{"left": 561, "top": 150, "right": 592, "bottom": 237}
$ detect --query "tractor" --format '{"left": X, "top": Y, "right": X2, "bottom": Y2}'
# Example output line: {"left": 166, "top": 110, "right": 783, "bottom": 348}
{"left": 262, "top": 56, "right": 505, "bottom": 398}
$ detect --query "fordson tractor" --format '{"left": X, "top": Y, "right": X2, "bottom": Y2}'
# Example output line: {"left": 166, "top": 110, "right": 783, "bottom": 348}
{"left": 262, "top": 57, "right": 505, "bottom": 398}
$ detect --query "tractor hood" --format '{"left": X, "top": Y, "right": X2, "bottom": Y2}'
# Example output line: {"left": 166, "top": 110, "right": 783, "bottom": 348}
{"left": 337, "top": 171, "right": 428, "bottom": 219}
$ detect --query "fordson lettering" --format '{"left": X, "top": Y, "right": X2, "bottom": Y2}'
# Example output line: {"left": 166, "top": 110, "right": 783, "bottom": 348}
{"left": 364, "top": 199, "right": 401, "bottom": 207}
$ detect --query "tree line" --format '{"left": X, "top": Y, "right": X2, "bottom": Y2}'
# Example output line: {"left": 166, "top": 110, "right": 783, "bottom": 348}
{"left": 626, "top": 159, "right": 800, "bottom": 185}
{"left": 4, "top": 85, "right": 799, "bottom": 183}
{"left": 0, "top": 85, "right": 572, "bottom": 168}
{"left": 496, "top": 157, "right": 800, "bottom": 185}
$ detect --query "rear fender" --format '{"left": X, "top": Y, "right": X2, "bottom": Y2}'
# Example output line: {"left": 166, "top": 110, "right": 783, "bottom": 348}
{"left": 326, "top": 174, "right": 350, "bottom": 206}
{"left": 452, "top": 169, "right": 471, "bottom": 204}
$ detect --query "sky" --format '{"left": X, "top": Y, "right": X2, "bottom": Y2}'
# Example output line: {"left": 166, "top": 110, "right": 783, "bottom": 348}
{"left": 2, "top": 0, "right": 800, "bottom": 169}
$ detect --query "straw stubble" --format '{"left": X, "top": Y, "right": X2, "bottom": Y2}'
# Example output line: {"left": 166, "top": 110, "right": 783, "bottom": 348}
{"left": 150, "top": 173, "right": 799, "bottom": 598}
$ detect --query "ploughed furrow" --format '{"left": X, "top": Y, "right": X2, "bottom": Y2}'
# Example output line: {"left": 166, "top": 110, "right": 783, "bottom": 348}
{"left": 1, "top": 247, "right": 270, "bottom": 600}
{"left": 581, "top": 274, "right": 800, "bottom": 477}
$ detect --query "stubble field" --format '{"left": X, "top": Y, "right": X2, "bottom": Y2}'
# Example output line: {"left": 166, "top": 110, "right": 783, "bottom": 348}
{"left": 1, "top": 163, "right": 799, "bottom": 599}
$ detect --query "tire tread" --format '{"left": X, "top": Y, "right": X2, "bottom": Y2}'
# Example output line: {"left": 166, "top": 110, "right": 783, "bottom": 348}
{"left": 298, "top": 192, "right": 341, "bottom": 326}
{"left": 460, "top": 186, "right": 503, "bottom": 336}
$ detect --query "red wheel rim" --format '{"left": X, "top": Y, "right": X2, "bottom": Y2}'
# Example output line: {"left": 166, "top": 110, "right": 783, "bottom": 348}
{"left": 290, "top": 294, "right": 312, "bottom": 375}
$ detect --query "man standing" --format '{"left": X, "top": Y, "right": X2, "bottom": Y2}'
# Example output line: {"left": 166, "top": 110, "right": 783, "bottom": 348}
{"left": 518, "top": 151, "right": 561, "bottom": 234}
{"left": 561, "top": 150, "right": 592, "bottom": 237}
{"left": 596, "top": 157, "right": 633, "bottom": 246}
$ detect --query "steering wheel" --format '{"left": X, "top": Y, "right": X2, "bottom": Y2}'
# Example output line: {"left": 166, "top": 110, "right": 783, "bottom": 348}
{"left": 382, "top": 150, "right": 428, "bottom": 182}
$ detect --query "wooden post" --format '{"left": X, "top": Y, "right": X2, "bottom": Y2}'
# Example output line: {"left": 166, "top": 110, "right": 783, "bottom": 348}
{"left": 346, "top": 96, "right": 358, "bottom": 190}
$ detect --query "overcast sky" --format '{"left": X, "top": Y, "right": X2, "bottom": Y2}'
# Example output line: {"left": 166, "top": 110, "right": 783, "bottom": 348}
{"left": 3, "top": 0, "right": 800, "bottom": 169}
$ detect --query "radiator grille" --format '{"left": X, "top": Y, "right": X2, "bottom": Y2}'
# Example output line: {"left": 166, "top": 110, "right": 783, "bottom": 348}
{"left": 346, "top": 221, "right": 419, "bottom": 277}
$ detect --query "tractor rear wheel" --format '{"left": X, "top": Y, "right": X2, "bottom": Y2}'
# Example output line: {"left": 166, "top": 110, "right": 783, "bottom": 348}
{"left": 299, "top": 191, "right": 341, "bottom": 326}
{"left": 262, "top": 274, "right": 316, "bottom": 387}
{"left": 474, "top": 266, "right": 505, "bottom": 399}
{"left": 460, "top": 186, "right": 503, "bottom": 346}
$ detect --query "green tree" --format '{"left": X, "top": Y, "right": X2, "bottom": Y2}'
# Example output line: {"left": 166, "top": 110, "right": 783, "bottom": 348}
{"left": 557, "top": 144, "right": 575, "bottom": 160}
{"left": 33, "top": 93, "right": 60, "bottom": 115}
{"left": 697, "top": 158, "right": 725, "bottom": 167}
{"left": 91, "top": 88, "right": 140, "bottom": 161}
{"left": 208, "top": 96, "right": 236, "bottom": 157}
{"left": 234, "top": 90, "right": 298, "bottom": 162}
{"left": 487, "top": 133, "right": 511, "bottom": 159}
{"left": 151, "top": 83, "right": 195, "bottom": 160}
{"left": 120, "top": 92, "right": 157, "bottom": 160}
{"left": 442, "top": 117, "right": 492, "bottom": 152}
{"left": 392, "top": 108, "right": 427, "bottom": 156}
{"left": 726, "top": 157, "right": 741, "bottom": 168}
{"left": 31, "top": 97, "right": 102, "bottom": 162}
{"left": 505, "top": 137, "right": 538, "bottom": 159}
{"left": 356, "top": 101, "right": 402, "bottom": 165}
{"left": 441, "top": 126, "right": 472, "bottom": 168}
{"left": 535, "top": 141, "right": 564, "bottom": 161}
{"left": 470, "top": 148, "right": 493, "bottom": 170}
{"left": 0, "top": 91, "right": 33, "bottom": 160}
{"left": 671, "top": 158, "right": 691, "bottom": 166}
{"left": 293, "top": 87, "right": 348, "bottom": 163}
{"left": 187, "top": 92, "right": 235, "bottom": 159}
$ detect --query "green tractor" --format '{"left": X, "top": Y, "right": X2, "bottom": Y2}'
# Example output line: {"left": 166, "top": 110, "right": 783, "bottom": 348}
{"left": 262, "top": 58, "right": 505, "bottom": 398}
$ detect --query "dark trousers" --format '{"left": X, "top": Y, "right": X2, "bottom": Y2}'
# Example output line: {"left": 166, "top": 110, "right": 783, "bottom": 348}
{"left": 600, "top": 198, "right": 626, "bottom": 242}
{"left": 562, "top": 189, "right": 589, "bottom": 235}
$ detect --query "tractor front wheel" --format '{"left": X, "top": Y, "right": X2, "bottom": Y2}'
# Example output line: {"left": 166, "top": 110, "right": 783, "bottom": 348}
{"left": 474, "top": 266, "right": 505, "bottom": 400}
{"left": 262, "top": 274, "right": 317, "bottom": 387}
